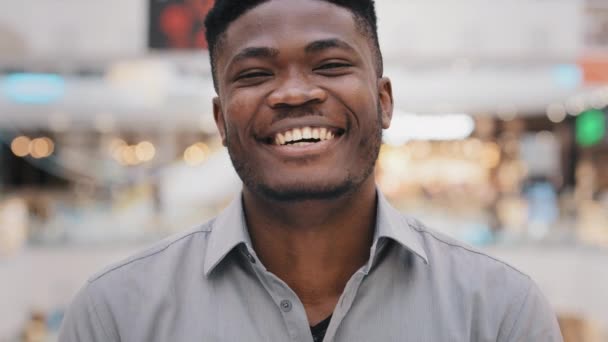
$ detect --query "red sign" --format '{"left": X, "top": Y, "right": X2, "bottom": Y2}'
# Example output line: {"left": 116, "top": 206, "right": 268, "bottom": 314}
{"left": 149, "top": 0, "right": 215, "bottom": 50}
{"left": 579, "top": 55, "right": 608, "bottom": 84}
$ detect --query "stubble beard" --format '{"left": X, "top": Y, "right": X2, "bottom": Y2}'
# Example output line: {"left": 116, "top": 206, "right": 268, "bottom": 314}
{"left": 225, "top": 107, "right": 384, "bottom": 203}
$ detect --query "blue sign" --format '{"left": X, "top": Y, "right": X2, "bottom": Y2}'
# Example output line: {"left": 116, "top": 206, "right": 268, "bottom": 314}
{"left": 2, "top": 73, "right": 66, "bottom": 104}
{"left": 552, "top": 64, "right": 583, "bottom": 90}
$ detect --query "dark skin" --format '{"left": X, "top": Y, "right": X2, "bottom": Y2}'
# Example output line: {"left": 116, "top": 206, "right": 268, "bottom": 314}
{"left": 212, "top": 0, "right": 394, "bottom": 326}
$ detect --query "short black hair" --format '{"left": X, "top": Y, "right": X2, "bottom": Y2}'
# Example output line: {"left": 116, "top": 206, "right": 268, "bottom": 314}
{"left": 204, "top": 0, "right": 383, "bottom": 91}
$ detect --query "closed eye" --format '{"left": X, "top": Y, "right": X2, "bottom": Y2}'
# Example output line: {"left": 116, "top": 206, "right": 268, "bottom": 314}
{"left": 316, "top": 62, "right": 352, "bottom": 70}
{"left": 235, "top": 70, "right": 272, "bottom": 81}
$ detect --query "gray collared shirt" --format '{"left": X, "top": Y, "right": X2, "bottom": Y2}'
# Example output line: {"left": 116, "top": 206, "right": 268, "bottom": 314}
{"left": 59, "top": 192, "right": 562, "bottom": 341}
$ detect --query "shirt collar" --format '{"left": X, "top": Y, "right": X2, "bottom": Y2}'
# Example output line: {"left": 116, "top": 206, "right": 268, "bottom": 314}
{"left": 204, "top": 195, "right": 252, "bottom": 276}
{"left": 373, "top": 191, "right": 428, "bottom": 265}
{"left": 203, "top": 190, "right": 428, "bottom": 276}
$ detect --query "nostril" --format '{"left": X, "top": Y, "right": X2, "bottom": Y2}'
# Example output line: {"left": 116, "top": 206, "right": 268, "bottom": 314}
{"left": 267, "top": 85, "right": 327, "bottom": 108}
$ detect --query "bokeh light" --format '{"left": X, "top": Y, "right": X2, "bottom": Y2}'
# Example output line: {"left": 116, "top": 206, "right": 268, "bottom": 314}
{"left": 10, "top": 136, "right": 31, "bottom": 157}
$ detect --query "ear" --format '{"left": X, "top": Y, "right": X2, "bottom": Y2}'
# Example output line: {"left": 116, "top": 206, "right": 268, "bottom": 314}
{"left": 213, "top": 97, "right": 227, "bottom": 146}
{"left": 377, "top": 77, "right": 394, "bottom": 129}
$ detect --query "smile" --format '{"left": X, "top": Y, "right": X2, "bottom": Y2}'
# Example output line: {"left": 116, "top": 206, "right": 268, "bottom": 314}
{"left": 271, "top": 126, "right": 344, "bottom": 146}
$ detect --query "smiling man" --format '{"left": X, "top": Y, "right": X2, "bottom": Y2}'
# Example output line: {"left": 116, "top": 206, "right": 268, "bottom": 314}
{"left": 59, "top": 1, "right": 563, "bottom": 341}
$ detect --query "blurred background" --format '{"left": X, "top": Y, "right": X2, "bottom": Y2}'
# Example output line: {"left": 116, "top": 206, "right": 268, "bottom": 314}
{"left": 0, "top": 0, "right": 607, "bottom": 341}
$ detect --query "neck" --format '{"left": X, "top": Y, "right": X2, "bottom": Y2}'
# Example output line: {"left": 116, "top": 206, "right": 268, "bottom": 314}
{"left": 242, "top": 176, "right": 377, "bottom": 312}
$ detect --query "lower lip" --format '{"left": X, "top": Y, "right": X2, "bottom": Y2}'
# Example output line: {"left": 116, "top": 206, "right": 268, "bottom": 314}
{"left": 263, "top": 136, "right": 342, "bottom": 158}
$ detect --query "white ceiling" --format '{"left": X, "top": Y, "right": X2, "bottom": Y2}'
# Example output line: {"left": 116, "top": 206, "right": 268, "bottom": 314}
{"left": 0, "top": 0, "right": 583, "bottom": 62}
{"left": 0, "top": 0, "right": 598, "bottom": 130}
{"left": 377, "top": 0, "right": 582, "bottom": 64}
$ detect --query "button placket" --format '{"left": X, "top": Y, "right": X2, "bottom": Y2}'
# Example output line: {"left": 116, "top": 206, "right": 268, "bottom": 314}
{"left": 250, "top": 269, "right": 311, "bottom": 341}
{"left": 324, "top": 271, "right": 366, "bottom": 342}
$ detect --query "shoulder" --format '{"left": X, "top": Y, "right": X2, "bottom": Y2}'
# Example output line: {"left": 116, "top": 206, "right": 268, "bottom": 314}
{"left": 399, "top": 217, "right": 562, "bottom": 339}
{"left": 394, "top": 215, "right": 561, "bottom": 340}
{"left": 404, "top": 216, "right": 532, "bottom": 293}
{"left": 60, "top": 220, "right": 217, "bottom": 341}
{"left": 88, "top": 219, "right": 215, "bottom": 285}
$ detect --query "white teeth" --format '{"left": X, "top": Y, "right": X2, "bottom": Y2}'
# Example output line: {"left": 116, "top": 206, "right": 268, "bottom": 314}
{"left": 292, "top": 128, "right": 303, "bottom": 141}
{"left": 319, "top": 127, "right": 328, "bottom": 140}
{"left": 276, "top": 133, "right": 285, "bottom": 145}
{"left": 273, "top": 126, "right": 338, "bottom": 146}
{"left": 284, "top": 131, "right": 293, "bottom": 143}
{"left": 302, "top": 127, "right": 312, "bottom": 139}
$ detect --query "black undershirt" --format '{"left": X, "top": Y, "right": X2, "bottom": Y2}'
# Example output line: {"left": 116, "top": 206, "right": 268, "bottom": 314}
{"left": 310, "top": 315, "right": 332, "bottom": 342}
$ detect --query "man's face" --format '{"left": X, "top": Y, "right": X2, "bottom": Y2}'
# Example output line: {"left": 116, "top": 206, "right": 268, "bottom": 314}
{"left": 213, "top": 0, "right": 393, "bottom": 201}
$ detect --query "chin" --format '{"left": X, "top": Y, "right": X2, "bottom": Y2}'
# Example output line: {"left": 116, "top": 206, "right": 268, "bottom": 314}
{"left": 253, "top": 179, "right": 356, "bottom": 202}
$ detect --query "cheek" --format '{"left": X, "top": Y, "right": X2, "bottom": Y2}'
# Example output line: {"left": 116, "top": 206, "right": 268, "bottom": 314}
{"left": 325, "top": 76, "right": 378, "bottom": 127}
{"left": 223, "top": 92, "right": 261, "bottom": 140}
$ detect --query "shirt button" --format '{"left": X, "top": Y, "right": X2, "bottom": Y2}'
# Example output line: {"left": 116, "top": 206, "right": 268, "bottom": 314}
{"left": 280, "top": 300, "right": 292, "bottom": 312}
{"left": 245, "top": 252, "right": 256, "bottom": 264}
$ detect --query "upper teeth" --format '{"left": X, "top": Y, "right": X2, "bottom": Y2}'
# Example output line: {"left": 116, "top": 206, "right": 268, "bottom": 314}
{"left": 274, "top": 127, "right": 335, "bottom": 145}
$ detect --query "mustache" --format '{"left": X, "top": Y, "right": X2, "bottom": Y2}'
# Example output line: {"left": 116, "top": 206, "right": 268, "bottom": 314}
{"left": 271, "top": 106, "right": 324, "bottom": 124}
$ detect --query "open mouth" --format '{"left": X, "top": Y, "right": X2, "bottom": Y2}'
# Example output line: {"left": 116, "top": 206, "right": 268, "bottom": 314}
{"left": 263, "top": 126, "right": 345, "bottom": 146}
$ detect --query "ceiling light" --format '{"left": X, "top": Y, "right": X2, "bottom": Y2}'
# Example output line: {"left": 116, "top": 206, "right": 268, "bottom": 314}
{"left": 10, "top": 136, "right": 31, "bottom": 157}
{"left": 384, "top": 112, "right": 475, "bottom": 146}
{"left": 546, "top": 103, "right": 567, "bottom": 123}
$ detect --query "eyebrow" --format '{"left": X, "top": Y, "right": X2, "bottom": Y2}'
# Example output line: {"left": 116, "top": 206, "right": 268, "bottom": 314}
{"left": 230, "top": 46, "right": 280, "bottom": 65}
{"left": 225, "top": 39, "right": 356, "bottom": 72}
{"left": 305, "top": 38, "right": 357, "bottom": 54}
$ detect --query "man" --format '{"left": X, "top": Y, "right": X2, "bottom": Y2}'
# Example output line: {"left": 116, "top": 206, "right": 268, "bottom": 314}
{"left": 60, "top": 0, "right": 563, "bottom": 341}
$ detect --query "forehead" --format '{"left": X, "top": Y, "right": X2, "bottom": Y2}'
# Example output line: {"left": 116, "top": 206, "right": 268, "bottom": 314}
{"left": 217, "top": 0, "right": 366, "bottom": 63}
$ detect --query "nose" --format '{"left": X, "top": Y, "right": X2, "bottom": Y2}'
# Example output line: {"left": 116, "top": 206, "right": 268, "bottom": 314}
{"left": 267, "top": 71, "right": 327, "bottom": 108}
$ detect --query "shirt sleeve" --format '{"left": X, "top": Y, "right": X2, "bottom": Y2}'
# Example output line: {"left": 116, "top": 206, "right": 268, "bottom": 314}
{"left": 58, "top": 283, "right": 117, "bottom": 342}
{"left": 502, "top": 281, "right": 563, "bottom": 342}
